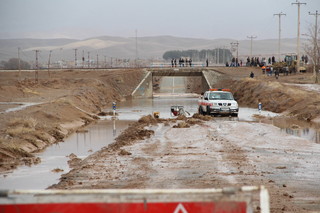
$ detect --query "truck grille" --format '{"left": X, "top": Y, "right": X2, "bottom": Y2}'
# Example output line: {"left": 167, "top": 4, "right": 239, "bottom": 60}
{"left": 218, "top": 103, "right": 231, "bottom": 106}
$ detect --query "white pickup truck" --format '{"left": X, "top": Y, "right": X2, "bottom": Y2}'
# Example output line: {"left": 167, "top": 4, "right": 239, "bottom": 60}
{"left": 198, "top": 89, "right": 239, "bottom": 117}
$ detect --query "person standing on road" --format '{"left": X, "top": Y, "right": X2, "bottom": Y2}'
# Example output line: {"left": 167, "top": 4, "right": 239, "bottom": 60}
{"left": 206, "top": 59, "right": 209, "bottom": 67}
{"left": 275, "top": 69, "right": 279, "bottom": 79}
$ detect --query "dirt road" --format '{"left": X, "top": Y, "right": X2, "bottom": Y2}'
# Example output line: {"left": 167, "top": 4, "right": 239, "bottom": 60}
{"left": 49, "top": 113, "right": 320, "bottom": 212}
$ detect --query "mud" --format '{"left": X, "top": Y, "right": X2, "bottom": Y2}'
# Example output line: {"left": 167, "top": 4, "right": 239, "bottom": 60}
{"left": 0, "top": 67, "right": 320, "bottom": 212}
{"left": 0, "top": 69, "right": 145, "bottom": 172}
{"left": 49, "top": 115, "right": 320, "bottom": 212}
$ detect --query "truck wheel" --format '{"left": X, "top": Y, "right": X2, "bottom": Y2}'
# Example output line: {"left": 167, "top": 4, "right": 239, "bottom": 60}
{"left": 206, "top": 106, "right": 211, "bottom": 116}
{"left": 198, "top": 107, "right": 203, "bottom": 115}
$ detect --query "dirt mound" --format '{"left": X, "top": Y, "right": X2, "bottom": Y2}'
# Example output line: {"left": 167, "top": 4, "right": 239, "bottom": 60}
{"left": 138, "top": 115, "right": 158, "bottom": 124}
{"left": 0, "top": 69, "right": 145, "bottom": 172}
{"left": 173, "top": 121, "right": 190, "bottom": 128}
{"left": 109, "top": 116, "right": 156, "bottom": 150}
{"left": 192, "top": 113, "right": 213, "bottom": 121}
{"left": 97, "top": 111, "right": 118, "bottom": 116}
{"left": 216, "top": 78, "right": 320, "bottom": 122}
{"left": 119, "top": 149, "right": 132, "bottom": 156}
{"left": 176, "top": 115, "right": 187, "bottom": 120}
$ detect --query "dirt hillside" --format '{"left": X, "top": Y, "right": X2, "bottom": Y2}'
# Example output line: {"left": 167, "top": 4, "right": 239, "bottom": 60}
{"left": 0, "top": 69, "right": 145, "bottom": 172}
{"left": 212, "top": 67, "right": 320, "bottom": 122}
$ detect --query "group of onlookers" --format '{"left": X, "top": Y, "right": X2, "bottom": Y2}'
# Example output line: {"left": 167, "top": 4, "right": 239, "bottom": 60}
{"left": 171, "top": 58, "right": 192, "bottom": 67}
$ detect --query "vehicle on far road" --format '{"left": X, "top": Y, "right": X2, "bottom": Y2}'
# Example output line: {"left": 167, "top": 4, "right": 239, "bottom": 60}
{"left": 273, "top": 54, "right": 306, "bottom": 74}
{"left": 198, "top": 89, "right": 239, "bottom": 117}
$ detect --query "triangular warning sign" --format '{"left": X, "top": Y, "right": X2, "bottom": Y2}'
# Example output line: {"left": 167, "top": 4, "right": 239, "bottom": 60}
{"left": 173, "top": 203, "right": 188, "bottom": 213}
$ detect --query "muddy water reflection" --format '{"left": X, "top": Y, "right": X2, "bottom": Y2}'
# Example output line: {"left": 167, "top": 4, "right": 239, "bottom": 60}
{"left": 0, "top": 120, "right": 132, "bottom": 190}
{"left": 118, "top": 96, "right": 199, "bottom": 120}
{"left": 273, "top": 118, "right": 320, "bottom": 144}
{"left": 0, "top": 96, "right": 318, "bottom": 190}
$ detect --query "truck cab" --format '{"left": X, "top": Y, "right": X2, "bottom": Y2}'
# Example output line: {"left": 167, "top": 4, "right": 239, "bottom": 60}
{"left": 198, "top": 89, "right": 239, "bottom": 117}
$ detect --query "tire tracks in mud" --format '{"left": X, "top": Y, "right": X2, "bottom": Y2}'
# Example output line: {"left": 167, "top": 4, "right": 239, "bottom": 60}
{"left": 50, "top": 117, "right": 318, "bottom": 212}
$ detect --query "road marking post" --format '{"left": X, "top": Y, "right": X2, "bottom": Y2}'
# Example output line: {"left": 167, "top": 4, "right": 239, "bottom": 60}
{"left": 258, "top": 102, "right": 262, "bottom": 113}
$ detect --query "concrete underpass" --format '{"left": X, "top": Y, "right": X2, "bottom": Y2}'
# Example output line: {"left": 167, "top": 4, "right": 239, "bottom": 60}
{"left": 131, "top": 68, "right": 224, "bottom": 98}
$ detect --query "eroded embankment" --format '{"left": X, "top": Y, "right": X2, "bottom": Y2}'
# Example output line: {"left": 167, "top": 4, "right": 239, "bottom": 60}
{"left": 0, "top": 69, "right": 145, "bottom": 172}
{"left": 1, "top": 69, "right": 319, "bottom": 173}
{"left": 216, "top": 78, "right": 320, "bottom": 122}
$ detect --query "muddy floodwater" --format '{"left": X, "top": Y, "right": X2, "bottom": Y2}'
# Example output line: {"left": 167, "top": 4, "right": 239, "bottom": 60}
{"left": 0, "top": 96, "right": 319, "bottom": 190}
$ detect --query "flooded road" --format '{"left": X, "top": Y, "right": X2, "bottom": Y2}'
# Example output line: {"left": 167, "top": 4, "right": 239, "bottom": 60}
{"left": 0, "top": 96, "right": 319, "bottom": 190}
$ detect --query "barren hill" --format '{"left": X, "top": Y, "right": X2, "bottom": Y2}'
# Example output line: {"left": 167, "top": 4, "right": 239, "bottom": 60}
{"left": 0, "top": 35, "right": 307, "bottom": 64}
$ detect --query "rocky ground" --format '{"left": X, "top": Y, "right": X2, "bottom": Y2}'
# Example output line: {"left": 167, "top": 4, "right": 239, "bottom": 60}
{"left": 0, "top": 67, "right": 320, "bottom": 212}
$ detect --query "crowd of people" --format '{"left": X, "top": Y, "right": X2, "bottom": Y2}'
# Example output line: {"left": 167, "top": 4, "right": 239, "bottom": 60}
{"left": 171, "top": 58, "right": 192, "bottom": 67}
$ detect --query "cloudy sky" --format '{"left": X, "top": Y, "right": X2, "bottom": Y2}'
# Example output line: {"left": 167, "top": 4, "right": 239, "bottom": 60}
{"left": 0, "top": 0, "right": 319, "bottom": 40}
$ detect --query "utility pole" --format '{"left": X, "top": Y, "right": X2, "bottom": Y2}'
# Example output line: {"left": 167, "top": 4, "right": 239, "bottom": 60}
{"left": 73, "top": 48, "right": 77, "bottom": 68}
{"left": 18, "top": 47, "right": 21, "bottom": 80}
{"left": 104, "top": 56, "right": 107, "bottom": 68}
{"left": 274, "top": 12, "right": 286, "bottom": 62}
{"left": 247, "top": 36, "right": 257, "bottom": 59}
{"left": 34, "top": 50, "right": 40, "bottom": 82}
{"left": 309, "top": 10, "right": 319, "bottom": 82}
{"left": 222, "top": 47, "right": 225, "bottom": 64}
{"left": 87, "top": 52, "right": 90, "bottom": 68}
{"left": 60, "top": 48, "right": 63, "bottom": 69}
{"left": 96, "top": 54, "right": 99, "bottom": 68}
{"left": 292, "top": 1, "right": 306, "bottom": 73}
{"left": 135, "top": 29, "right": 138, "bottom": 67}
{"left": 231, "top": 42, "right": 239, "bottom": 66}
{"left": 82, "top": 50, "right": 85, "bottom": 68}
{"left": 48, "top": 50, "right": 52, "bottom": 77}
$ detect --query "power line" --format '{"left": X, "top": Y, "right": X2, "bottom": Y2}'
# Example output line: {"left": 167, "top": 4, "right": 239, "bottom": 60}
{"left": 48, "top": 50, "right": 52, "bottom": 77}
{"left": 96, "top": 54, "right": 99, "bottom": 68}
{"left": 73, "top": 48, "right": 78, "bottom": 67}
{"left": 33, "top": 50, "right": 40, "bottom": 82}
{"left": 87, "top": 52, "right": 90, "bottom": 68}
{"left": 18, "top": 47, "right": 21, "bottom": 79}
{"left": 247, "top": 36, "right": 257, "bottom": 59}
{"left": 230, "top": 41, "right": 239, "bottom": 64}
{"left": 274, "top": 12, "right": 286, "bottom": 62}
{"left": 135, "top": 29, "right": 138, "bottom": 67}
{"left": 309, "top": 10, "right": 319, "bottom": 82}
{"left": 292, "top": 1, "right": 306, "bottom": 73}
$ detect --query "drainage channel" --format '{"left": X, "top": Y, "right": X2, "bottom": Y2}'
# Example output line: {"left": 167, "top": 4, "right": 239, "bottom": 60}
{"left": 0, "top": 96, "right": 318, "bottom": 190}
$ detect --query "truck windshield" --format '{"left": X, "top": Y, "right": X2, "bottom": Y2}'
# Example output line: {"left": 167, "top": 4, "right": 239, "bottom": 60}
{"left": 209, "top": 92, "right": 234, "bottom": 100}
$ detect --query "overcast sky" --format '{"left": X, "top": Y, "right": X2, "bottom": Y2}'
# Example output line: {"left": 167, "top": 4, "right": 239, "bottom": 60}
{"left": 0, "top": 0, "right": 319, "bottom": 40}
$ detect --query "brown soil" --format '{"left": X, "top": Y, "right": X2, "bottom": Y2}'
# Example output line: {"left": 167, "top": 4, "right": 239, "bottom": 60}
{"left": 213, "top": 67, "right": 320, "bottom": 122}
{"left": 1, "top": 67, "right": 320, "bottom": 212}
{"left": 0, "top": 69, "right": 145, "bottom": 172}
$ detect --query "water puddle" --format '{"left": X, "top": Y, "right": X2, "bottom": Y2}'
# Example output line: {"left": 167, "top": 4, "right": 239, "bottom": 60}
{"left": 0, "top": 96, "right": 318, "bottom": 189}
{"left": 0, "top": 102, "right": 41, "bottom": 113}
{"left": 273, "top": 117, "right": 320, "bottom": 144}
{"left": 0, "top": 119, "right": 132, "bottom": 189}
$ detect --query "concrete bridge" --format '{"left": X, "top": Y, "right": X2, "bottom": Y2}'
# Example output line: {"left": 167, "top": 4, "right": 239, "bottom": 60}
{"left": 131, "top": 68, "right": 224, "bottom": 98}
